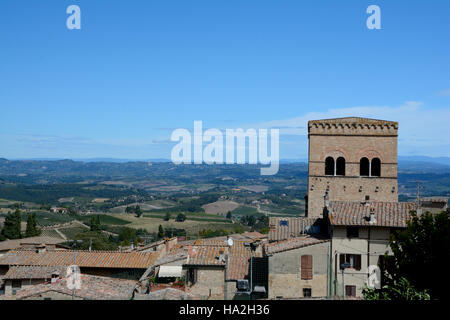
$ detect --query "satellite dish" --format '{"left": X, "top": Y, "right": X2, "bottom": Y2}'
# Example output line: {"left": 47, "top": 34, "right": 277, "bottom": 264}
{"left": 227, "top": 237, "right": 233, "bottom": 247}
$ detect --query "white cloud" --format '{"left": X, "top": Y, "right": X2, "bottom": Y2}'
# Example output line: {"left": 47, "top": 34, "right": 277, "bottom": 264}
{"left": 437, "top": 88, "right": 450, "bottom": 96}
{"left": 246, "top": 101, "right": 450, "bottom": 157}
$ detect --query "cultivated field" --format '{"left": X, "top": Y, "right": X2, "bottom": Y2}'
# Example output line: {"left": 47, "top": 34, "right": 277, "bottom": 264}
{"left": 114, "top": 213, "right": 237, "bottom": 236}
{"left": 202, "top": 200, "right": 240, "bottom": 214}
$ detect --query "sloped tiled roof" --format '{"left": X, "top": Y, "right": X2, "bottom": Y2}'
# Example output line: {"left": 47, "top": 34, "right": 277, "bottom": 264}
{"left": 0, "top": 274, "right": 136, "bottom": 300}
{"left": 0, "top": 249, "right": 159, "bottom": 269}
{"left": 135, "top": 288, "right": 198, "bottom": 300}
{"left": 4, "top": 266, "right": 66, "bottom": 280}
{"left": 265, "top": 236, "right": 328, "bottom": 255}
{"left": 185, "top": 238, "right": 262, "bottom": 281}
{"left": 268, "top": 217, "right": 319, "bottom": 241}
{"left": 0, "top": 236, "right": 65, "bottom": 251}
{"left": 328, "top": 201, "right": 417, "bottom": 227}
{"left": 227, "top": 256, "right": 250, "bottom": 280}
{"left": 186, "top": 246, "right": 229, "bottom": 266}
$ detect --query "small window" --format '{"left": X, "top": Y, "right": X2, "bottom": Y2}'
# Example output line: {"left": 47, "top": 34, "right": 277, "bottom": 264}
{"left": 280, "top": 220, "right": 289, "bottom": 227}
{"left": 360, "top": 157, "right": 370, "bottom": 176}
{"left": 365, "top": 195, "right": 370, "bottom": 201}
{"left": 325, "top": 157, "right": 335, "bottom": 176}
{"left": 371, "top": 158, "right": 381, "bottom": 177}
{"left": 11, "top": 280, "right": 21, "bottom": 289}
{"left": 346, "top": 227, "right": 359, "bottom": 238}
{"left": 11, "top": 280, "right": 22, "bottom": 295}
{"left": 345, "top": 285, "right": 356, "bottom": 297}
{"left": 303, "top": 288, "right": 312, "bottom": 297}
{"left": 336, "top": 157, "right": 346, "bottom": 176}
{"left": 188, "top": 268, "right": 198, "bottom": 285}
{"left": 340, "top": 254, "right": 361, "bottom": 271}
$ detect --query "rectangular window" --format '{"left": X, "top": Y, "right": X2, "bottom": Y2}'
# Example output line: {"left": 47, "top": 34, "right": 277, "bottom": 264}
{"left": 346, "top": 227, "right": 359, "bottom": 238}
{"left": 11, "top": 280, "right": 22, "bottom": 295}
{"left": 345, "top": 285, "right": 356, "bottom": 297}
{"left": 188, "top": 268, "right": 198, "bottom": 285}
{"left": 303, "top": 288, "right": 312, "bottom": 297}
{"left": 301, "top": 255, "right": 313, "bottom": 280}
{"left": 280, "top": 220, "right": 288, "bottom": 226}
{"left": 339, "top": 254, "right": 361, "bottom": 271}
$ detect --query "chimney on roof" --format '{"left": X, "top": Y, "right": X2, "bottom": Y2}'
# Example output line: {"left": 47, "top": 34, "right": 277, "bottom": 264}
{"left": 369, "top": 208, "right": 376, "bottom": 225}
{"left": 217, "top": 249, "right": 226, "bottom": 263}
{"left": 36, "top": 245, "right": 46, "bottom": 254}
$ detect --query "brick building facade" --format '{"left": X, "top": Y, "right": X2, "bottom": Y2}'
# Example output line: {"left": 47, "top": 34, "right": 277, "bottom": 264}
{"left": 306, "top": 117, "right": 399, "bottom": 218}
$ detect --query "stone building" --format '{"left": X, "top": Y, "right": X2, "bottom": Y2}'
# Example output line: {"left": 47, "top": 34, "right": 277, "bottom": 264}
{"left": 306, "top": 117, "right": 399, "bottom": 218}
{"left": 265, "top": 236, "right": 329, "bottom": 299}
{"left": 325, "top": 200, "right": 416, "bottom": 298}
{"left": 0, "top": 249, "right": 160, "bottom": 282}
{"left": 420, "top": 197, "right": 448, "bottom": 215}
{"left": 0, "top": 273, "right": 137, "bottom": 300}
{"left": 183, "top": 237, "right": 265, "bottom": 300}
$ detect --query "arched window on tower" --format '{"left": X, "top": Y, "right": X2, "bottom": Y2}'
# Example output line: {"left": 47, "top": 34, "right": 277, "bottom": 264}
{"left": 360, "top": 157, "right": 370, "bottom": 176}
{"left": 371, "top": 158, "right": 381, "bottom": 177}
{"left": 336, "top": 157, "right": 346, "bottom": 176}
{"left": 325, "top": 157, "right": 334, "bottom": 176}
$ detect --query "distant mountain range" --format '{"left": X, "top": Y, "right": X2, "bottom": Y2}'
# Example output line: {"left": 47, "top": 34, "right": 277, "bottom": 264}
{"left": 7, "top": 156, "right": 450, "bottom": 166}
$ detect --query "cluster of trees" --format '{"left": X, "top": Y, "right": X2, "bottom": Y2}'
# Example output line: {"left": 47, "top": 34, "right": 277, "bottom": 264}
{"left": 72, "top": 223, "right": 153, "bottom": 250}
{"left": 89, "top": 215, "right": 102, "bottom": 232}
{"left": 157, "top": 225, "right": 186, "bottom": 239}
{"left": 125, "top": 205, "right": 143, "bottom": 217}
{"left": 155, "top": 194, "right": 219, "bottom": 214}
{"left": 161, "top": 212, "right": 186, "bottom": 222}
{"left": 117, "top": 227, "right": 146, "bottom": 247}
{"left": 363, "top": 210, "right": 450, "bottom": 300}
{"left": 0, "top": 209, "right": 41, "bottom": 241}
{"left": 240, "top": 214, "right": 268, "bottom": 228}
{"left": 0, "top": 182, "right": 137, "bottom": 204}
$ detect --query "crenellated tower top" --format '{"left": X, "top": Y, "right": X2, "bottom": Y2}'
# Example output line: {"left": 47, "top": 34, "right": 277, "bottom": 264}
{"left": 308, "top": 117, "right": 398, "bottom": 136}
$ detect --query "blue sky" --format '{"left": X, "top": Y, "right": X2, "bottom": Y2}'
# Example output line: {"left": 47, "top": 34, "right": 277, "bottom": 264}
{"left": 0, "top": 0, "right": 449, "bottom": 160}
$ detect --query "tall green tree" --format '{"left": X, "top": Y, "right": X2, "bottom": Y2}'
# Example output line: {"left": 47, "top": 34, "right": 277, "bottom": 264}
{"left": 176, "top": 213, "right": 186, "bottom": 222}
{"left": 90, "top": 215, "right": 102, "bottom": 232}
{"left": 365, "top": 210, "right": 450, "bottom": 300}
{"left": 135, "top": 205, "right": 143, "bottom": 218}
{"left": 158, "top": 225, "right": 165, "bottom": 239}
{"left": 1, "top": 209, "right": 22, "bottom": 239}
{"left": 25, "top": 212, "right": 41, "bottom": 237}
{"left": 363, "top": 277, "right": 430, "bottom": 300}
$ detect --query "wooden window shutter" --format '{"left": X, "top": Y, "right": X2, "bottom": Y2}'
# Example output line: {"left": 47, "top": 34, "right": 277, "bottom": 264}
{"left": 355, "top": 255, "right": 361, "bottom": 271}
{"left": 301, "top": 255, "right": 313, "bottom": 280}
{"left": 345, "top": 285, "right": 356, "bottom": 297}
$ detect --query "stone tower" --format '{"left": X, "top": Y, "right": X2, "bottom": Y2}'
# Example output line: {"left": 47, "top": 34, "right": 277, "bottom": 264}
{"left": 306, "top": 117, "right": 399, "bottom": 218}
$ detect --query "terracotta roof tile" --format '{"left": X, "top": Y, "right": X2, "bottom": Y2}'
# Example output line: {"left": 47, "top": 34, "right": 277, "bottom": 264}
{"left": 0, "top": 274, "right": 136, "bottom": 300}
{"left": 328, "top": 201, "right": 417, "bottom": 227}
{"left": 0, "top": 236, "right": 65, "bottom": 251}
{"left": 4, "top": 266, "right": 66, "bottom": 280}
{"left": 185, "top": 238, "right": 262, "bottom": 280}
{"left": 265, "top": 236, "right": 328, "bottom": 255}
{"left": 0, "top": 249, "right": 159, "bottom": 269}
{"left": 268, "top": 217, "right": 319, "bottom": 241}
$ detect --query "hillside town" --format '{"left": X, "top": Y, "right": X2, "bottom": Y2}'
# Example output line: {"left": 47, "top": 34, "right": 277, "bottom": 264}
{"left": 0, "top": 118, "right": 447, "bottom": 300}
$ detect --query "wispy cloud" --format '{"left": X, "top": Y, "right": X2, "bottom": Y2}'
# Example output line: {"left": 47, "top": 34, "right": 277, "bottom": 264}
{"left": 246, "top": 101, "right": 450, "bottom": 157}
{"left": 1, "top": 101, "right": 449, "bottom": 159}
{"left": 437, "top": 88, "right": 450, "bottom": 96}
